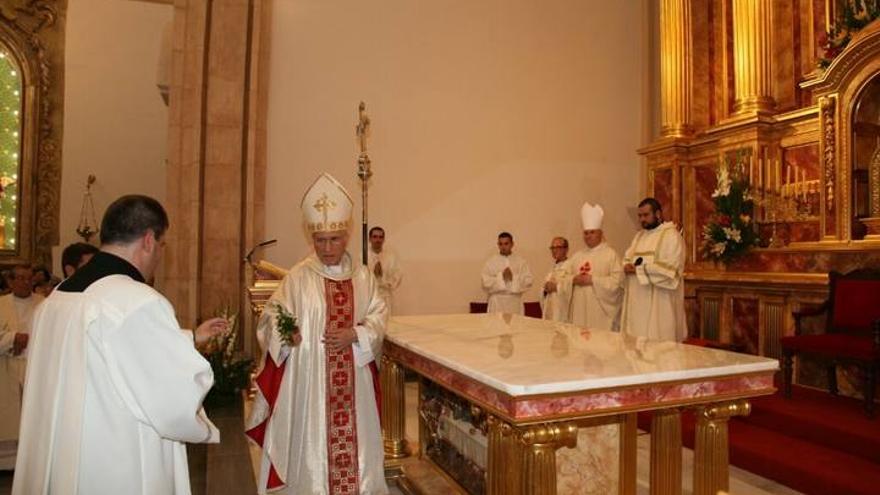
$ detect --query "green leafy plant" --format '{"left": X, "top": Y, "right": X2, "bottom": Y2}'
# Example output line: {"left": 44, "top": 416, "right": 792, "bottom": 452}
{"left": 271, "top": 301, "right": 299, "bottom": 346}
{"left": 818, "top": 0, "right": 880, "bottom": 68}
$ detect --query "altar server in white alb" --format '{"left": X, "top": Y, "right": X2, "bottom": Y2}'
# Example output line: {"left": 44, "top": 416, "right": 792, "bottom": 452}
{"left": 541, "top": 237, "right": 571, "bottom": 322}
{"left": 620, "top": 197, "right": 687, "bottom": 342}
{"left": 481, "top": 232, "right": 533, "bottom": 314}
{"left": 246, "top": 173, "right": 388, "bottom": 495}
{"left": 0, "top": 265, "right": 43, "bottom": 469}
{"left": 367, "top": 226, "right": 403, "bottom": 313}
{"left": 12, "top": 195, "right": 228, "bottom": 495}
{"left": 564, "top": 202, "right": 624, "bottom": 330}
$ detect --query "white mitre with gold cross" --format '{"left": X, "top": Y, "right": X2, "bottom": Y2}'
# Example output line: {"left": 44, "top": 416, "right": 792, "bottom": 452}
{"left": 581, "top": 202, "right": 604, "bottom": 230}
{"left": 301, "top": 173, "right": 353, "bottom": 233}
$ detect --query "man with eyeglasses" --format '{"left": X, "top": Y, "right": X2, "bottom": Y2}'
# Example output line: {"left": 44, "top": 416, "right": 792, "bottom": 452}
{"left": 541, "top": 237, "right": 571, "bottom": 322}
{"left": 247, "top": 173, "right": 389, "bottom": 495}
{"left": 563, "top": 202, "right": 623, "bottom": 331}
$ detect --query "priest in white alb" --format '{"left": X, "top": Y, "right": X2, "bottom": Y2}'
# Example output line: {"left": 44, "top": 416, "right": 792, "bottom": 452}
{"left": 620, "top": 198, "right": 687, "bottom": 342}
{"left": 246, "top": 173, "right": 388, "bottom": 495}
{"left": 13, "top": 195, "right": 227, "bottom": 495}
{"left": 0, "top": 265, "right": 43, "bottom": 470}
{"left": 541, "top": 237, "right": 571, "bottom": 322}
{"left": 564, "top": 202, "right": 623, "bottom": 330}
{"left": 481, "top": 232, "right": 533, "bottom": 314}
{"left": 367, "top": 226, "right": 403, "bottom": 314}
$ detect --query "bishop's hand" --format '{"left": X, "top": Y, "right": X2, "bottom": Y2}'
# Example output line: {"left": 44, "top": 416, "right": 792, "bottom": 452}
{"left": 623, "top": 263, "right": 636, "bottom": 275}
{"left": 573, "top": 273, "right": 592, "bottom": 286}
{"left": 194, "top": 317, "right": 229, "bottom": 347}
{"left": 502, "top": 267, "right": 513, "bottom": 282}
{"left": 324, "top": 326, "right": 358, "bottom": 353}
{"left": 544, "top": 280, "right": 557, "bottom": 293}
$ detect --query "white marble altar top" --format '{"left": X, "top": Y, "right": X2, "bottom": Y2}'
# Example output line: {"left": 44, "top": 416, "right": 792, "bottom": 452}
{"left": 387, "top": 314, "right": 779, "bottom": 396}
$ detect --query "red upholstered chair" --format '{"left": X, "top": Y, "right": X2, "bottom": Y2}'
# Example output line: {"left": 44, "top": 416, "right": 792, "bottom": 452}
{"left": 780, "top": 269, "right": 880, "bottom": 417}
{"left": 469, "top": 302, "right": 488, "bottom": 313}
{"left": 523, "top": 301, "right": 542, "bottom": 318}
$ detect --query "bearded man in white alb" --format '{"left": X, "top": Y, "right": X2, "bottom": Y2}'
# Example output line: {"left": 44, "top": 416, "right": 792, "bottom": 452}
{"left": 564, "top": 203, "right": 623, "bottom": 330}
{"left": 13, "top": 195, "right": 227, "bottom": 495}
{"left": 247, "top": 173, "right": 388, "bottom": 495}
{"left": 0, "top": 265, "right": 43, "bottom": 470}
{"left": 620, "top": 197, "right": 687, "bottom": 342}
{"left": 367, "top": 226, "right": 402, "bottom": 314}
{"left": 541, "top": 237, "right": 571, "bottom": 322}
{"left": 481, "top": 232, "right": 533, "bottom": 315}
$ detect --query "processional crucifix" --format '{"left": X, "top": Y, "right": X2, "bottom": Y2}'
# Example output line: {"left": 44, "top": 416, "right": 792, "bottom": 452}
{"left": 356, "top": 102, "right": 372, "bottom": 266}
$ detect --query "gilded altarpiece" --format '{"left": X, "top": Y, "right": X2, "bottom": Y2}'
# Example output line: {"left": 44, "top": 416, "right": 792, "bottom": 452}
{"left": 642, "top": 1, "right": 880, "bottom": 401}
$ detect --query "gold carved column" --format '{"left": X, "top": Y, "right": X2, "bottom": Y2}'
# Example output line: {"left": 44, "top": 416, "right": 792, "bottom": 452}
{"left": 380, "top": 356, "right": 409, "bottom": 459}
{"left": 518, "top": 423, "right": 578, "bottom": 495}
{"left": 487, "top": 416, "right": 522, "bottom": 495}
{"left": 732, "top": 0, "right": 775, "bottom": 115}
{"left": 650, "top": 409, "right": 682, "bottom": 495}
{"left": 619, "top": 413, "right": 639, "bottom": 495}
{"left": 693, "top": 400, "right": 751, "bottom": 495}
{"left": 660, "top": 0, "right": 693, "bottom": 137}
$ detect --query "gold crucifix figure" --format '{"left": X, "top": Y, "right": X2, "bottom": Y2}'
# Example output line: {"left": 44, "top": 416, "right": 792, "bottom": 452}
{"left": 356, "top": 101, "right": 371, "bottom": 154}
{"left": 313, "top": 193, "right": 336, "bottom": 228}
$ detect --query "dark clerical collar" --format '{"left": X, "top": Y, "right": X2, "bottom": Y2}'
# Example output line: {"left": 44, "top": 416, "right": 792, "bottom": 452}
{"left": 57, "top": 251, "right": 145, "bottom": 293}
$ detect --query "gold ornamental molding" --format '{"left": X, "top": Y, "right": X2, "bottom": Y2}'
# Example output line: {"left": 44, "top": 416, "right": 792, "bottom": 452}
{"left": 819, "top": 95, "right": 837, "bottom": 220}
{"left": 0, "top": 0, "right": 65, "bottom": 267}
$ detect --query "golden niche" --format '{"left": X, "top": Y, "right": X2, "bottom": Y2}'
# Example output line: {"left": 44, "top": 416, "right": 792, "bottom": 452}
{"left": 852, "top": 73, "right": 880, "bottom": 239}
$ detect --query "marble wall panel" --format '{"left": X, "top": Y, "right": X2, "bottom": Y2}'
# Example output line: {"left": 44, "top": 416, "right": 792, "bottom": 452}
{"left": 652, "top": 167, "right": 674, "bottom": 215}
{"left": 694, "top": 165, "right": 718, "bottom": 261}
{"left": 725, "top": 249, "right": 880, "bottom": 273}
{"left": 731, "top": 297, "right": 760, "bottom": 355}
{"left": 556, "top": 424, "right": 619, "bottom": 495}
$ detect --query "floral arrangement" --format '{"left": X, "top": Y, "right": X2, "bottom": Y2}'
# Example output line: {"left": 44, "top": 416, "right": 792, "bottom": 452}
{"left": 701, "top": 154, "right": 759, "bottom": 264}
{"left": 271, "top": 301, "right": 299, "bottom": 346}
{"left": 203, "top": 307, "right": 253, "bottom": 406}
{"left": 818, "top": 0, "right": 880, "bottom": 68}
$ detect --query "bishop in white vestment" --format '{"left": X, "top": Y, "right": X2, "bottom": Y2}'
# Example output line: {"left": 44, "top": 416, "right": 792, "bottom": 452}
{"left": 246, "top": 173, "right": 388, "bottom": 495}
{"left": 481, "top": 232, "right": 533, "bottom": 315}
{"left": 367, "top": 226, "right": 403, "bottom": 314}
{"left": 0, "top": 265, "right": 43, "bottom": 469}
{"left": 541, "top": 237, "right": 571, "bottom": 322}
{"left": 12, "top": 195, "right": 226, "bottom": 495}
{"left": 564, "top": 203, "right": 623, "bottom": 330}
{"left": 620, "top": 199, "right": 687, "bottom": 342}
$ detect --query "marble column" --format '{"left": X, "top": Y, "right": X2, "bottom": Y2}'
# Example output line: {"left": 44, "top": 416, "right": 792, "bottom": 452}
{"left": 732, "top": 0, "right": 775, "bottom": 115}
{"left": 163, "top": 0, "right": 269, "bottom": 338}
{"left": 659, "top": 0, "right": 693, "bottom": 137}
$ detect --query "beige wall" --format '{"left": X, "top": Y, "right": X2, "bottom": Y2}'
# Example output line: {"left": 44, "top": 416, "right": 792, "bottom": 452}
{"left": 54, "top": 0, "right": 171, "bottom": 272}
{"left": 265, "top": 0, "right": 651, "bottom": 315}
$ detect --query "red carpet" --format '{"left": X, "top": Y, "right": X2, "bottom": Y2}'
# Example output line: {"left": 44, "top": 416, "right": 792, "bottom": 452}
{"left": 638, "top": 384, "right": 880, "bottom": 495}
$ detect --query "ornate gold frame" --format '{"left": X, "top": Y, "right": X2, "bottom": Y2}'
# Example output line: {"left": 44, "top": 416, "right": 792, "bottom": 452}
{"left": 0, "top": 1, "right": 66, "bottom": 267}
{"left": 803, "top": 19, "right": 880, "bottom": 244}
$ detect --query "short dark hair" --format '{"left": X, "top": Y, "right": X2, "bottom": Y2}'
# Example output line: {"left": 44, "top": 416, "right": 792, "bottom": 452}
{"left": 61, "top": 242, "right": 99, "bottom": 272}
{"left": 369, "top": 226, "right": 385, "bottom": 236}
{"left": 33, "top": 265, "right": 51, "bottom": 279}
{"left": 100, "top": 195, "right": 169, "bottom": 245}
{"left": 553, "top": 236, "right": 568, "bottom": 248}
{"left": 638, "top": 197, "right": 663, "bottom": 213}
{"left": 498, "top": 232, "right": 513, "bottom": 241}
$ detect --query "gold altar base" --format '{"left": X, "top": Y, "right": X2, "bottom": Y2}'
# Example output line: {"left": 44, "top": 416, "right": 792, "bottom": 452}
{"left": 381, "top": 357, "right": 756, "bottom": 495}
